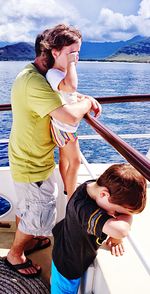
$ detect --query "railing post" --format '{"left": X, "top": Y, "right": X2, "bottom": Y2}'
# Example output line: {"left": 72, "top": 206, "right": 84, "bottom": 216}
{"left": 84, "top": 113, "right": 150, "bottom": 182}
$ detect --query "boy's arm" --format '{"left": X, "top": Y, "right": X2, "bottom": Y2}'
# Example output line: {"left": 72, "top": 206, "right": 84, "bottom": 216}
{"left": 102, "top": 215, "right": 133, "bottom": 256}
{"left": 102, "top": 214, "right": 133, "bottom": 239}
{"left": 58, "top": 52, "right": 78, "bottom": 93}
{"left": 106, "top": 237, "right": 125, "bottom": 256}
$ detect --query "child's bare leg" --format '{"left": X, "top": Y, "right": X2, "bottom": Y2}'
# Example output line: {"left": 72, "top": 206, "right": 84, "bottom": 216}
{"left": 59, "top": 148, "right": 69, "bottom": 193}
{"left": 59, "top": 139, "right": 81, "bottom": 198}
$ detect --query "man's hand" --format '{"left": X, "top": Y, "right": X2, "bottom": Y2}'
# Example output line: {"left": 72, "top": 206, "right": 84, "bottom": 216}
{"left": 85, "top": 95, "right": 102, "bottom": 118}
{"left": 106, "top": 237, "right": 125, "bottom": 256}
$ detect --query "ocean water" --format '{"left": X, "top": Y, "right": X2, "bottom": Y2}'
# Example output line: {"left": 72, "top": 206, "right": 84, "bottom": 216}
{"left": 0, "top": 61, "right": 150, "bottom": 166}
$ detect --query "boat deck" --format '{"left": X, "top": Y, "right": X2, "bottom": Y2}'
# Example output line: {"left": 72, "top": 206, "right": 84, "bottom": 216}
{"left": 0, "top": 229, "right": 53, "bottom": 288}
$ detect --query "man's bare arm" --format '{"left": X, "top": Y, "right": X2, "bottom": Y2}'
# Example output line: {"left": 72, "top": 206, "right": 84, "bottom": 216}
{"left": 50, "top": 98, "right": 91, "bottom": 125}
{"left": 50, "top": 97, "right": 101, "bottom": 125}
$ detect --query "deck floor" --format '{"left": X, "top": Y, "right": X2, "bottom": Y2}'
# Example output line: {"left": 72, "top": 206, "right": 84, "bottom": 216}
{"left": 0, "top": 229, "right": 53, "bottom": 288}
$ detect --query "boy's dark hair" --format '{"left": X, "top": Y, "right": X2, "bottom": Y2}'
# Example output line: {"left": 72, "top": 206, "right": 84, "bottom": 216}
{"left": 35, "top": 24, "right": 82, "bottom": 67}
{"left": 96, "top": 163, "right": 147, "bottom": 213}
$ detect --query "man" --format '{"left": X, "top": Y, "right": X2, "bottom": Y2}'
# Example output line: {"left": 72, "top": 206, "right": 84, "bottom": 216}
{"left": 5, "top": 25, "right": 101, "bottom": 278}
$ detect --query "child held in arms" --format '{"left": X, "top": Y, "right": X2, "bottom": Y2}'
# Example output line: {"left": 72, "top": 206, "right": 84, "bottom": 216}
{"left": 45, "top": 24, "right": 101, "bottom": 199}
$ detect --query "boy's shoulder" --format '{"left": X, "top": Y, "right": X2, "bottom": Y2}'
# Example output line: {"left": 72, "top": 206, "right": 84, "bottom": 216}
{"left": 70, "top": 180, "right": 106, "bottom": 215}
{"left": 73, "top": 180, "right": 95, "bottom": 198}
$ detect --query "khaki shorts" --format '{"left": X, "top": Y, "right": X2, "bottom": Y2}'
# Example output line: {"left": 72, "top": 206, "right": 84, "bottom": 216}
{"left": 14, "top": 170, "right": 58, "bottom": 236}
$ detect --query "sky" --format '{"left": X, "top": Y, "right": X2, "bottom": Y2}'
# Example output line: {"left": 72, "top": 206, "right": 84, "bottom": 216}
{"left": 0, "top": 0, "right": 150, "bottom": 43}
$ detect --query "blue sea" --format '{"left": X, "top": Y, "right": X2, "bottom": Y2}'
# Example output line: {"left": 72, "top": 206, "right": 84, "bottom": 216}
{"left": 0, "top": 61, "right": 150, "bottom": 166}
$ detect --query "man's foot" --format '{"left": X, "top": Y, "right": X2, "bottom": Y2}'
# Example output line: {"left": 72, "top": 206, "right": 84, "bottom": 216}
{"left": 4, "top": 257, "right": 41, "bottom": 278}
{"left": 25, "top": 237, "right": 51, "bottom": 255}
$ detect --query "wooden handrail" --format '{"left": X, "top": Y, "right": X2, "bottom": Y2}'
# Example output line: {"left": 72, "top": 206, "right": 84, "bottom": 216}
{"left": 0, "top": 104, "right": 11, "bottom": 111}
{"left": 0, "top": 94, "right": 150, "bottom": 111}
{"left": 96, "top": 94, "right": 150, "bottom": 104}
{"left": 84, "top": 113, "right": 150, "bottom": 181}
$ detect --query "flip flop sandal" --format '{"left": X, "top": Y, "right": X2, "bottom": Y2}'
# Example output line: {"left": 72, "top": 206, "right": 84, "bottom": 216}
{"left": 25, "top": 237, "right": 51, "bottom": 256}
{"left": 4, "top": 257, "right": 41, "bottom": 278}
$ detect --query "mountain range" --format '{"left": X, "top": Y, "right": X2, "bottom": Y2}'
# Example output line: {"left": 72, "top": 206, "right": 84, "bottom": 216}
{"left": 0, "top": 35, "right": 149, "bottom": 62}
{"left": 106, "top": 37, "right": 150, "bottom": 63}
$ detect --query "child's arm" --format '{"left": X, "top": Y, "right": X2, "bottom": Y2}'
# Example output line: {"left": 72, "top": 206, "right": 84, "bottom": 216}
{"left": 58, "top": 52, "right": 78, "bottom": 93}
{"left": 106, "top": 237, "right": 124, "bottom": 256}
{"left": 102, "top": 215, "right": 133, "bottom": 256}
{"left": 102, "top": 214, "right": 133, "bottom": 239}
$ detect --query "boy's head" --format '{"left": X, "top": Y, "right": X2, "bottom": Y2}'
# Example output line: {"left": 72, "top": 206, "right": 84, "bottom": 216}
{"left": 96, "top": 163, "right": 147, "bottom": 214}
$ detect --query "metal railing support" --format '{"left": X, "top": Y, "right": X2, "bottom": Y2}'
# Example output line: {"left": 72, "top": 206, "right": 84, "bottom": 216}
{"left": 84, "top": 113, "right": 150, "bottom": 181}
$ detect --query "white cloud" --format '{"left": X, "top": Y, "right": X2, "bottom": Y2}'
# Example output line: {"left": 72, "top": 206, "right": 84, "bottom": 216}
{"left": 90, "top": 8, "right": 138, "bottom": 41}
{"left": 0, "top": 0, "right": 81, "bottom": 42}
{"left": 98, "top": 8, "right": 136, "bottom": 31}
{"left": 0, "top": 0, "right": 149, "bottom": 42}
{"left": 87, "top": 3, "right": 150, "bottom": 41}
{"left": 138, "top": 0, "right": 150, "bottom": 18}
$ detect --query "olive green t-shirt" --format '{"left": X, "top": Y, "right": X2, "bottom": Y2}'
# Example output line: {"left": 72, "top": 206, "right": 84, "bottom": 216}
{"left": 9, "top": 63, "right": 63, "bottom": 182}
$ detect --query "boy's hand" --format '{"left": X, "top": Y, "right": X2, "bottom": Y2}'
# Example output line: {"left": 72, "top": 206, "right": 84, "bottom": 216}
{"left": 106, "top": 237, "right": 125, "bottom": 256}
{"left": 85, "top": 95, "right": 102, "bottom": 118}
{"left": 67, "top": 52, "right": 79, "bottom": 64}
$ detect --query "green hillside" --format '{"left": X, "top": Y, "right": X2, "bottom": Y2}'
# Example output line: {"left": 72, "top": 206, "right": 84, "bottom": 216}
{"left": 106, "top": 37, "right": 150, "bottom": 63}
{"left": 0, "top": 42, "right": 35, "bottom": 61}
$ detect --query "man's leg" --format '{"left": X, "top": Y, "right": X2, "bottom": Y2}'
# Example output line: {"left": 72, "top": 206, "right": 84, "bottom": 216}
{"left": 16, "top": 216, "right": 50, "bottom": 254}
{"left": 6, "top": 228, "right": 40, "bottom": 275}
{"left": 16, "top": 215, "right": 20, "bottom": 227}
{"left": 6, "top": 171, "right": 58, "bottom": 276}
